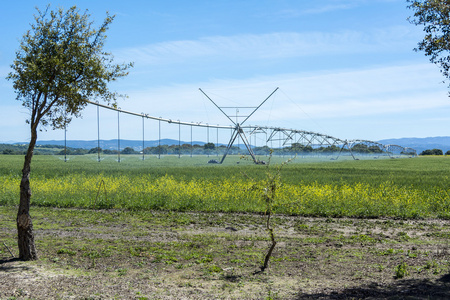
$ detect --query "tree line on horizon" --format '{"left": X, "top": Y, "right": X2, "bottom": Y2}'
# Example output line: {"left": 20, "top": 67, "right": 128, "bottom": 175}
{"left": 0, "top": 142, "right": 416, "bottom": 156}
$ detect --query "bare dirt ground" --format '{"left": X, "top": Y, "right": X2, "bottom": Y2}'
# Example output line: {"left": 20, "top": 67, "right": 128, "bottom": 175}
{"left": 1, "top": 207, "right": 450, "bottom": 299}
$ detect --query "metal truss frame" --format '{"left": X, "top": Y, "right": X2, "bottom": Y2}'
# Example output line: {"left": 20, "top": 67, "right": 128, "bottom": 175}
{"left": 85, "top": 99, "right": 417, "bottom": 163}
{"left": 199, "top": 87, "right": 279, "bottom": 164}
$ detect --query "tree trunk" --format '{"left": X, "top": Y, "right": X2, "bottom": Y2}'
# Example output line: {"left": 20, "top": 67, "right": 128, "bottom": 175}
{"left": 261, "top": 212, "right": 276, "bottom": 272}
{"left": 17, "top": 127, "right": 38, "bottom": 260}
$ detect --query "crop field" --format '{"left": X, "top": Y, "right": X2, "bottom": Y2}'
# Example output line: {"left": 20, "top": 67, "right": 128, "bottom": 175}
{"left": 1, "top": 154, "right": 450, "bottom": 299}
{"left": 1, "top": 154, "right": 450, "bottom": 218}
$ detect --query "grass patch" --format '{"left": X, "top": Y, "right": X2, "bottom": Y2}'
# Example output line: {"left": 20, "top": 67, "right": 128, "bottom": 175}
{"left": 2, "top": 155, "right": 450, "bottom": 218}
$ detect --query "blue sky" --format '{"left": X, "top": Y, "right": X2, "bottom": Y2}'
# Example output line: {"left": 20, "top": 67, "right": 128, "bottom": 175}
{"left": 1, "top": 0, "right": 450, "bottom": 145}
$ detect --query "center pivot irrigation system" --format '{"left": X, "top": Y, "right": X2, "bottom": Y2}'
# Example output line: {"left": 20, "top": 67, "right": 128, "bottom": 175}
{"left": 198, "top": 87, "right": 279, "bottom": 164}
{"left": 83, "top": 88, "right": 416, "bottom": 164}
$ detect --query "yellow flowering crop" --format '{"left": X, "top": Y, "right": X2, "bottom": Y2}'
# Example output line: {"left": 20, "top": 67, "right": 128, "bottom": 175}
{"left": 1, "top": 173, "right": 449, "bottom": 218}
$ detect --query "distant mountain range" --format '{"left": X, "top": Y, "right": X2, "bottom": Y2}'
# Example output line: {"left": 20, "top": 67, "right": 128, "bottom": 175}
{"left": 378, "top": 137, "right": 450, "bottom": 154}
{"left": 28, "top": 139, "right": 209, "bottom": 150}
{"left": 6, "top": 136, "right": 450, "bottom": 154}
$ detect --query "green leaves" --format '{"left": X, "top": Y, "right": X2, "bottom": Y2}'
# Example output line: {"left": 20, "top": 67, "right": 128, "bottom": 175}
{"left": 408, "top": 1, "right": 450, "bottom": 87}
{"left": 7, "top": 5, "right": 133, "bottom": 130}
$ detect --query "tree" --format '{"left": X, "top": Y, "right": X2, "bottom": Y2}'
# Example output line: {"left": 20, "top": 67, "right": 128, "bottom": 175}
{"left": 352, "top": 143, "right": 369, "bottom": 153}
{"left": 243, "top": 150, "right": 294, "bottom": 273}
{"left": 368, "top": 145, "right": 383, "bottom": 153}
{"left": 154, "top": 145, "right": 168, "bottom": 155}
{"left": 408, "top": 1, "right": 450, "bottom": 88}
{"left": 2, "top": 149, "right": 15, "bottom": 155}
{"left": 420, "top": 148, "right": 443, "bottom": 155}
{"left": 432, "top": 148, "right": 443, "bottom": 155}
{"left": 88, "top": 147, "right": 102, "bottom": 154}
{"left": 204, "top": 142, "right": 215, "bottom": 150}
{"left": 121, "top": 147, "right": 136, "bottom": 154}
{"left": 7, "top": 6, "right": 132, "bottom": 260}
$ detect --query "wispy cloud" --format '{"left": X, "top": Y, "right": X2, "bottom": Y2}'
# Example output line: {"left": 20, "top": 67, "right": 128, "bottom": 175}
{"left": 25, "top": 62, "right": 449, "bottom": 142}
{"left": 272, "top": 0, "right": 386, "bottom": 18}
{"left": 300, "top": 3, "right": 355, "bottom": 15}
{"left": 115, "top": 26, "right": 418, "bottom": 66}
{"left": 120, "top": 63, "right": 448, "bottom": 124}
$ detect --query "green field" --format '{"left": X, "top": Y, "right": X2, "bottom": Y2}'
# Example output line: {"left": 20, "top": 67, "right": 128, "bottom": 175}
{"left": 1, "top": 154, "right": 450, "bottom": 218}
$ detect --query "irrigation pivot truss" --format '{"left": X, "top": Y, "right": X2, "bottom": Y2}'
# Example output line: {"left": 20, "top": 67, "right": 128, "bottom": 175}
{"left": 199, "top": 87, "right": 280, "bottom": 164}
{"left": 84, "top": 90, "right": 416, "bottom": 163}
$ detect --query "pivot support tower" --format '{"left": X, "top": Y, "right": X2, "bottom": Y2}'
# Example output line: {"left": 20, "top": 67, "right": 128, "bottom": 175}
{"left": 199, "top": 87, "right": 279, "bottom": 164}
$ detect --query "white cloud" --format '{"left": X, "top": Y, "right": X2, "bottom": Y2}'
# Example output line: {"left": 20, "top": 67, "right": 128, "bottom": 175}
{"left": 118, "top": 63, "right": 449, "bottom": 127}
{"left": 300, "top": 3, "right": 355, "bottom": 15}
{"left": 115, "top": 26, "right": 418, "bottom": 66}
{"left": 273, "top": 0, "right": 394, "bottom": 18}
{"left": 257, "top": 65, "right": 449, "bottom": 122}
{"left": 13, "top": 62, "right": 449, "bottom": 142}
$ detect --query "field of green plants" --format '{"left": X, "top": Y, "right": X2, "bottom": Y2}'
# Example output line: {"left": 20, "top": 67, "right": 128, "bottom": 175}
{"left": 1, "top": 154, "right": 450, "bottom": 219}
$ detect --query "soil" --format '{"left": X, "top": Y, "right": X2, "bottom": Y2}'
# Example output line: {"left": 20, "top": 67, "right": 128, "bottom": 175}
{"left": 1, "top": 207, "right": 450, "bottom": 299}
